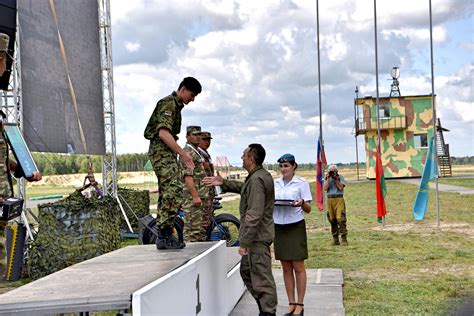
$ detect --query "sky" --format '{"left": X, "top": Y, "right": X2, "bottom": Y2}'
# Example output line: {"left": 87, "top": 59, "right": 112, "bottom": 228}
{"left": 110, "top": 0, "right": 473, "bottom": 166}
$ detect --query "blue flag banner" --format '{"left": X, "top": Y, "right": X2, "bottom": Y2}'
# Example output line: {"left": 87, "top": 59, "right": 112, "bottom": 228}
{"left": 412, "top": 137, "right": 438, "bottom": 220}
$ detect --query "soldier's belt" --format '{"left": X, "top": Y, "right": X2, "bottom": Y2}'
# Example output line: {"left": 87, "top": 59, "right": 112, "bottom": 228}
{"left": 327, "top": 194, "right": 343, "bottom": 199}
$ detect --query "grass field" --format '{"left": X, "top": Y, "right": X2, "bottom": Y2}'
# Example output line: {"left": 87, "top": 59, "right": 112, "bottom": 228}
{"left": 218, "top": 178, "right": 474, "bottom": 315}
{"left": 3, "top": 168, "right": 474, "bottom": 314}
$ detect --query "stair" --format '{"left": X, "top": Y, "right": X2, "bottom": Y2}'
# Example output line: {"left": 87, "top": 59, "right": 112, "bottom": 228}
{"left": 436, "top": 119, "right": 452, "bottom": 177}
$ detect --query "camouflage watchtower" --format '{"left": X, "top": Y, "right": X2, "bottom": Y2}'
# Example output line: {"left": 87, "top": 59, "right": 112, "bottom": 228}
{"left": 355, "top": 94, "right": 451, "bottom": 179}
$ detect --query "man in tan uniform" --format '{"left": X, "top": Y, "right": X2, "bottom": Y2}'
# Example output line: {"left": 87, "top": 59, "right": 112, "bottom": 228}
{"left": 203, "top": 144, "right": 277, "bottom": 316}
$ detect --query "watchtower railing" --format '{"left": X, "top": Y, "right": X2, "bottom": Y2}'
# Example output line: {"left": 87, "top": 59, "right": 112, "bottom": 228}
{"left": 355, "top": 115, "right": 407, "bottom": 135}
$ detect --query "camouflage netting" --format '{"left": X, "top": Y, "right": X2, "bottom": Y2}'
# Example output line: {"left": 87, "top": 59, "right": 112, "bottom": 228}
{"left": 28, "top": 191, "right": 121, "bottom": 280}
{"left": 117, "top": 187, "right": 150, "bottom": 231}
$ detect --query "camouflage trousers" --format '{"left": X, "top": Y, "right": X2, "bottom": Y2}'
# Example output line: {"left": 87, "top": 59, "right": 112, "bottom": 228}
{"left": 182, "top": 199, "right": 205, "bottom": 242}
{"left": 152, "top": 155, "right": 183, "bottom": 230}
{"left": 0, "top": 221, "right": 5, "bottom": 280}
{"left": 327, "top": 197, "right": 347, "bottom": 238}
{"left": 240, "top": 241, "right": 277, "bottom": 313}
{"left": 200, "top": 196, "right": 213, "bottom": 239}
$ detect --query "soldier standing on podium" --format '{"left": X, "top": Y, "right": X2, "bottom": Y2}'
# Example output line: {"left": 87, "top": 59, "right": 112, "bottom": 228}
{"left": 180, "top": 126, "right": 207, "bottom": 242}
{"left": 197, "top": 131, "right": 215, "bottom": 239}
{"left": 144, "top": 77, "right": 202, "bottom": 250}
{"left": 0, "top": 33, "right": 42, "bottom": 280}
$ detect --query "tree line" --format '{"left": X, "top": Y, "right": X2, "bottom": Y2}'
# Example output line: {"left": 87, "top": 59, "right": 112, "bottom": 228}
{"left": 32, "top": 153, "right": 150, "bottom": 175}
{"left": 30, "top": 152, "right": 474, "bottom": 176}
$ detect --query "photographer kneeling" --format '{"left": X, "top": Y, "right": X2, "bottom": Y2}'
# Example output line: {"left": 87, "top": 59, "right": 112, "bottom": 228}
{"left": 323, "top": 165, "right": 347, "bottom": 246}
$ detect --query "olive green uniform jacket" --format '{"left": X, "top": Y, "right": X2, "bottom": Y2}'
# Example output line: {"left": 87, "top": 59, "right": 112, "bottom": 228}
{"left": 222, "top": 166, "right": 275, "bottom": 248}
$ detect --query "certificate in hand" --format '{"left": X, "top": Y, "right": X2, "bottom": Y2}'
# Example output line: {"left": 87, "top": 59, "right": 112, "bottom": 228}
{"left": 274, "top": 199, "right": 295, "bottom": 206}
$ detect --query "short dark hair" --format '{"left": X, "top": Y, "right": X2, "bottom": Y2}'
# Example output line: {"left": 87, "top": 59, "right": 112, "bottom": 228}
{"left": 248, "top": 143, "right": 266, "bottom": 166}
{"left": 178, "top": 77, "right": 202, "bottom": 94}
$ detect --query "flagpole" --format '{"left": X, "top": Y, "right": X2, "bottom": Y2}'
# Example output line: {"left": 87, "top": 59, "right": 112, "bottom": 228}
{"left": 373, "top": 0, "right": 384, "bottom": 226}
{"left": 429, "top": 0, "right": 440, "bottom": 227}
{"left": 316, "top": 0, "right": 326, "bottom": 227}
{"left": 355, "top": 86, "right": 360, "bottom": 181}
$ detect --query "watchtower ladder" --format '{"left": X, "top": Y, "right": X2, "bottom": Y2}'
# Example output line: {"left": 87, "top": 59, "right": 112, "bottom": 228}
{"left": 436, "top": 118, "right": 452, "bottom": 177}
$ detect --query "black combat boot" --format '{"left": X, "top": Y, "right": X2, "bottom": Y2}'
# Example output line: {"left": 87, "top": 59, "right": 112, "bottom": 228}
{"left": 156, "top": 226, "right": 185, "bottom": 250}
{"left": 341, "top": 235, "right": 348, "bottom": 246}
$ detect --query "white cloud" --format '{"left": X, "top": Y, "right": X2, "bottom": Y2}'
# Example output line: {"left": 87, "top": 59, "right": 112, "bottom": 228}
{"left": 110, "top": 0, "right": 474, "bottom": 163}
{"left": 124, "top": 41, "right": 141, "bottom": 52}
{"left": 324, "top": 33, "right": 348, "bottom": 62}
{"left": 452, "top": 101, "right": 474, "bottom": 122}
{"left": 281, "top": 106, "right": 302, "bottom": 121}
{"left": 382, "top": 26, "right": 448, "bottom": 46}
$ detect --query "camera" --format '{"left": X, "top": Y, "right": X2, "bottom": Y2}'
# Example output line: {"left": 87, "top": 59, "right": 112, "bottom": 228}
{"left": 0, "top": 197, "right": 24, "bottom": 221}
{"left": 328, "top": 170, "right": 337, "bottom": 179}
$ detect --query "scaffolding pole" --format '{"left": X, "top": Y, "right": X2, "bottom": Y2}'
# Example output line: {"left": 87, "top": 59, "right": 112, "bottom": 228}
{"left": 98, "top": 0, "right": 118, "bottom": 198}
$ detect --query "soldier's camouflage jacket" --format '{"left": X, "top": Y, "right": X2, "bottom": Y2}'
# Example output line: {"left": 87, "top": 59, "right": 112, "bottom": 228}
{"left": 181, "top": 143, "right": 208, "bottom": 199}
{"left": 144, "top": 91, "right": 183, "bottom": 158}
{"left": 0, "top": 133, "right": 13, "bottom": 199}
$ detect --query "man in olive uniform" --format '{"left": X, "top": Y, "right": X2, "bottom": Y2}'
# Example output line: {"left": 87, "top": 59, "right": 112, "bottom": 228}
{"left": 0, "top": 33, "right": 42, "bottom": 280}
{"left": 144, "top": 77, "right": 202, "bottom": 250}
{"left": 181, "top": 126, "right": 207, "bottom": 242}
{"left": 203, "top": 144, "right": 277, "bottom": 316}
{"left": 197, "top": 131, "right": 215, "bottom": 238}
{"left": 323, "top": 164, "right": 348, "bottom": 246}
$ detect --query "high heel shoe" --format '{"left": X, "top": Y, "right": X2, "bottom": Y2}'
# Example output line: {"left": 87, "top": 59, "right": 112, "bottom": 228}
{"left": 293, "top": 303, "right": 304, "bottom": 316}
{"left": 283, "top": 302, "right": 297, "bottom": 316}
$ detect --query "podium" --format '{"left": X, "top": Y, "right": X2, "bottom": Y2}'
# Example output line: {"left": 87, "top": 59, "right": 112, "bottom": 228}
{"left": 0, "top": 241, "right": 244, "bottom": 315}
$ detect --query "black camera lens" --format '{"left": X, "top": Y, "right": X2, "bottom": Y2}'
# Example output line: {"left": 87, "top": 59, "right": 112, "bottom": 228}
{"left": 329, "top": 171, "right": 335, "bottom": 177}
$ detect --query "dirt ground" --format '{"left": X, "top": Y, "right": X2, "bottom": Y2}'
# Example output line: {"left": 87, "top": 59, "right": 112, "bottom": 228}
{"left": 371, "top": 222, "right": 474, "bottom": 238}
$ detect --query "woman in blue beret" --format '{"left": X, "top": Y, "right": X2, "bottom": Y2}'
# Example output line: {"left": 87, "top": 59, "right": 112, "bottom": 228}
{"left": 274, "top": 153, "right": 312, "bottom": 316}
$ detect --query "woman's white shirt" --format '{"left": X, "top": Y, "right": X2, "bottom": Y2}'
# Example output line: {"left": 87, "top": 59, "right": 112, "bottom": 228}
{"left": 273, "top": 176, "right": 312, "bottom": 225}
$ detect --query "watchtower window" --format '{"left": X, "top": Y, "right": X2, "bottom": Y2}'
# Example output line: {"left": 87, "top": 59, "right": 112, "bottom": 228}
{"left": 378, "top": 103, "right": 390, "bottom": 118}
{"left": 414, "top": 133, "right": 428, "bottom": 148}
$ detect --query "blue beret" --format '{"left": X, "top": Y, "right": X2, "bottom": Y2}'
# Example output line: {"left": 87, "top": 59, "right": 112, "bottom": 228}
{"left": 277, "top": 153, "right": 295, "bottom": 163}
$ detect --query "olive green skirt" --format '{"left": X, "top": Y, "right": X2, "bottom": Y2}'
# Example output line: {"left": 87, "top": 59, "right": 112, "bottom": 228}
{"left": 274, "top": 219, "right": 308, "bottom": 261}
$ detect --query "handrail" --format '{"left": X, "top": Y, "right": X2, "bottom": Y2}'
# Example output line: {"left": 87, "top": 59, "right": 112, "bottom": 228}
{"left": 356, "top": 115, "right": 407, "bottom": 133}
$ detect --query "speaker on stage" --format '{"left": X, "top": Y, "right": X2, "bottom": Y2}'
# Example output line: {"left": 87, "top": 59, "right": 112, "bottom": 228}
{"left": 0, "top": 0, "right": 17, "bottom": 90}
{"left": 5, "top": 222, "right": 26, "bottom": 281}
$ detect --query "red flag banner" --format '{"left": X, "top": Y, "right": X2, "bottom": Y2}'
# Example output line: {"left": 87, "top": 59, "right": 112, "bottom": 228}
{"left": 376, "top": 145, "right": 387, "bottom": 221}
{"left": 315, "top": 138, "right": 327, "bottom": 211}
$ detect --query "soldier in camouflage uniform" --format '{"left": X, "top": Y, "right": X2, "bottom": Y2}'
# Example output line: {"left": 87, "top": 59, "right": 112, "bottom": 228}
{"left": 203, "top": 144, "right": 277, "bottom": 316}
{"left": 198, "top": 131, "right": 215, "bottom": 238}
{"left": 0, "top": 33, "right": 42, "bottom": 280}
{"left": 144, "top": 77, "right": 202, "bottom": 250}
{"left": 181, "top": 126, "right": 208, "bottom": 242}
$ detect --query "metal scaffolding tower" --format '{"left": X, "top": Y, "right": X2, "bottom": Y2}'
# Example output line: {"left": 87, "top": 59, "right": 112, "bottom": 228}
{"left": 0, "top": 18, "right": 34, "bottom": 239}
{"left": 97, "top": 0, "right": 132, "bottom": 231}
{"left": 1, "top": 15, "right": 26, "bottom": 203}
{"left": 98, "top": 0, "right": 118, "bottom": 198}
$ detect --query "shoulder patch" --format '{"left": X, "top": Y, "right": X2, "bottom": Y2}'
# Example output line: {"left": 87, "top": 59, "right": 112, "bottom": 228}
{"left": 163, "top": 111, "right": 172, "bottom": 116}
